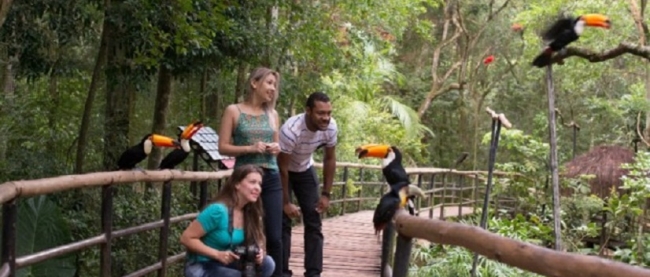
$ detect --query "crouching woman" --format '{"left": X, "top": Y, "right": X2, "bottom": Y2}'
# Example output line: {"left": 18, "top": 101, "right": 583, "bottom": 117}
{"left": 181, "top": 164, "right": 275, "bottom": 277}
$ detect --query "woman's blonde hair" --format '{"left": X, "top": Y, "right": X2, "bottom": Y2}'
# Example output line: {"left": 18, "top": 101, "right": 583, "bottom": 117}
{"left": 244, "top": 66, "right": 280, "bottom": 129}
{"left": 210, "top": 164, "right": 266, "bottom": 250}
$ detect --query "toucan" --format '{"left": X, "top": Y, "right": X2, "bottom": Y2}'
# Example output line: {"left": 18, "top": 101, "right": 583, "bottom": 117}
{"left": 356, "top": 144, "right": 409, "bottom": 186}
{"left": 356, "top": 144, "right": 411, "bottom": 235}
{"left": 532, "top": 13, "right": 611, "bottom": 68}
{"left": 117, "top": 133, "right": 179, "bottom": 170}
{"left": 159, "top": 121, "right": 204, "bottom": 170}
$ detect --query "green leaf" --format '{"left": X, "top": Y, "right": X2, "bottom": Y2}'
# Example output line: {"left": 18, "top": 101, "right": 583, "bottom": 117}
{"left": 16, "top": 196, "right": 76, "bottom": 277}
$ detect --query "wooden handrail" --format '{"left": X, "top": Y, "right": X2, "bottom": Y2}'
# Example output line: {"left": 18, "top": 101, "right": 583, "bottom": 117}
{"left": 0, "top": 162, "right": 520, "bottom": 205}
{"left": 392, "top": 209, "right": 650, "bottom": 277}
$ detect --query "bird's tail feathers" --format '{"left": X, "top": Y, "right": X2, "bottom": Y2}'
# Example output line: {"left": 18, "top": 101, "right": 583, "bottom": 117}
{"left": 532, "top": 48, "right": 553, "bottom": 68}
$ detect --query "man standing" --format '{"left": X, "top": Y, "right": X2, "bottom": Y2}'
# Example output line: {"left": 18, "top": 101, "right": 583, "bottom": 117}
{"left": 278, "top": 92, "right": 337, "bottom": 277}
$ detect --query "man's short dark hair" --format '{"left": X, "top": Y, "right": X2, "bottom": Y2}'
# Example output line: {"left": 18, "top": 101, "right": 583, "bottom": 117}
{"left": 306, "top": 91, "right": 330, "bottom": 109}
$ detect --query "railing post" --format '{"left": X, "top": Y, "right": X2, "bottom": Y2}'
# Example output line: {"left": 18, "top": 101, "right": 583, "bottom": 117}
{"left": 428, "top": 174, "right": 435, "bottom": 219}
{"left": 100, "top": 185, "right": 114, "bottom": 277}
{"left": 392, "top": 233, "right": 413, "bottom": 277}
{"left": 190, "top": 152, "right": 199, "bottom": 198}
{"left": 439, "top": 174, "right": 446, "bottom": 219}
{"left": 340, "top": 166, "right": 348, "bottom": 216}
{"left": 380, "top": 221, "right": 395, "bottom": 277}
{"left": 416, "top": 174, "right": 423, "bottom": 216}
{"left": 458, "top": 175, "right": 464, "bottom": 217}
{"left": 1, "top": 199, "right": 17, "bottom": 277}
{"left": 198, "top": 180, "right": 208, "bottom": 210}
{"left": 157, "top": 180, "right": 173, "bottom": 277}
{"left": 356, "top": 167, "right": 363, "bottom": 212}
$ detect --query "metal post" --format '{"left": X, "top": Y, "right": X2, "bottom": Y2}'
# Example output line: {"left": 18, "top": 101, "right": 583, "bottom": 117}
{"left": 471, "top": 115, "right": 503, "bottom": 276}
{"left": 157, "top": 181, "right": 173, "bottom": 277}
{"left": 391, "top": 234, "right": 413, "bottom": 277}
{"left": 100, "top": 185, "right": 114, "bottom": 277}
{"left": 340, "top": 167, "right": 349, "bottom": 216}
{"left": 1, "top": 199, "right": 17, "bottom": 277}
{"left": 380, "top": 222, "right": 395, "bottom": 277}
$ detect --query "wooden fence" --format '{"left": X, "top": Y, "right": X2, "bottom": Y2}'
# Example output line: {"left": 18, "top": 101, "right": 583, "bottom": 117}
{"left": 0, "top": 162, "right": 500, "bottom": 277}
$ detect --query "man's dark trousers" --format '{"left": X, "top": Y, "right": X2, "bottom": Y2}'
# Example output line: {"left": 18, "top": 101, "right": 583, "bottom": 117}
{"left": 281, "top": 166, "right": 323, "bottom": 277}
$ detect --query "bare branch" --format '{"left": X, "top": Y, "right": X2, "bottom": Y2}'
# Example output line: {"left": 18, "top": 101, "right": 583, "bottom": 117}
{"left": 636, "top": 112, "right": 650, "bottom": 147}
{"left": 551, "top": 42, "right": 650, "bottom": 65}
{"left": 487, "top": 0, "right": 511, "bottom": 22}
{"left": 0, "top": 0, "right": 14, "bottom": 30}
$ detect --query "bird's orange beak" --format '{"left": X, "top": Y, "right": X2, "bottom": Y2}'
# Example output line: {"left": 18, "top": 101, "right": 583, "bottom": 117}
{"left": 150, "top": 134, "right": 180, "bottom": 148}
{"left": 355, "top": 144, "right": 392, "bottom": 159}
{"left": 582, "top": 14, "right": 611, "bottom": 29}
{"left": 181, "top": 121, "right": 203, "bottom": 140}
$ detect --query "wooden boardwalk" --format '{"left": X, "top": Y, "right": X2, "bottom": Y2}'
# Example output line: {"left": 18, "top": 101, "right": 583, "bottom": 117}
{"left": 287, "top": 206, "right": 475, "bottom": 277}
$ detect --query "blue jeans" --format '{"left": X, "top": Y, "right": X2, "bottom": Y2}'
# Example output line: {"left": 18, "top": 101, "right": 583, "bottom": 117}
{"left": 184, "top": 256, "right": 275, "bottom": 277}
{"left": 261, "top": 168, "right": 283, "bottom": 277}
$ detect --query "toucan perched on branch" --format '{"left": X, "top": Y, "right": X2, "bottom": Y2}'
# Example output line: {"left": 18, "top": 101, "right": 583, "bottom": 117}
{"left": 117, "top": 134, "right": 179, "bottom": 170}
{"left": 532, "top": 13, "right": 611, "bottom": 68}
{"left": 356, "top": 144, "right": 412, "bottom": 235}
{"left": 159, "top": 121, "right": 204, "bottom": 170}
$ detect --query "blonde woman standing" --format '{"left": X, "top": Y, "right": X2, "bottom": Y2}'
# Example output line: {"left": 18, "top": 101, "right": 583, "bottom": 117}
{"left": 218, "top": 67, "right": 284, "bottom": 277}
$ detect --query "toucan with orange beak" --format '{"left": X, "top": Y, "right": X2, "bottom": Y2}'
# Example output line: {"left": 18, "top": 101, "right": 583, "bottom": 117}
{"left": 159, "top": 121, "right": 204, "bottom": 169}
{"left": 532, "top": 13, "right": 610, "bottom": 67}
{"left": 356, "top": 144, "right": 412, "bottom": 235}
{"left": 117, "top": 133, "right": 179, "bottom": 170}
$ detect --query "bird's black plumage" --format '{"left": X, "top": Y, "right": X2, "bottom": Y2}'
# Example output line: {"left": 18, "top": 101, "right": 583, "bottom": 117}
{"left": 372, "top": 180, "right": 409, "bottom": 234}
{"left": 117, "top": 134, "right": 153, "bottom": 170}
{"left": 159, "top": 148, "right": 189, "bottom": 169}
{"left": 159, "top": 121, "right": 203, "bottom": 170}
{"left": 382, "top": 146, "right": 409, "bottom": 186}
{"left": 532, "top": 15, "right": 581, "bottom": 68}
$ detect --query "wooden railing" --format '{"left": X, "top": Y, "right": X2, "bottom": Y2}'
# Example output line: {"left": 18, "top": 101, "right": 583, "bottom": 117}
{"left": 0, "top": 162, "right": 502, "bottom": 277}
{"left": 388, "top": 209, "right": 650, "bottom": 277}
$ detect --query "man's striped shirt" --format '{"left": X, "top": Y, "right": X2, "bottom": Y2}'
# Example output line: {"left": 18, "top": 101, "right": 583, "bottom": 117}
{"left": 279, "top": 113, "right": 338, "bottom": 172}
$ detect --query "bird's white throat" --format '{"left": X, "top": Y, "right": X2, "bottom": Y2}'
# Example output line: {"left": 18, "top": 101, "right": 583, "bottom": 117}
{"left": 144, "top": 140, "right": 153, "bottom": 154}
{"left": 382, "top": 151, "right": 395, "bottom": 168}
{"left": 574, "top": 20, "right": 585, "bottom": 35}
{"left": 181, "top": 139, "right": 191, "bottom": 152}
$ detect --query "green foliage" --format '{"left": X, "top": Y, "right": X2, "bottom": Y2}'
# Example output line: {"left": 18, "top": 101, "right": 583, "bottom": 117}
{"left": 16, "top": 196, "right": 76, "bottom": 277}
{"left": 410, "top": 214, "right": 546, "bottom": 277}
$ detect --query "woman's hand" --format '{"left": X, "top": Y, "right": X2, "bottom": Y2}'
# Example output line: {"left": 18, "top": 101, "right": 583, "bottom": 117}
{"left": 255, "top": 248, "right": 265, "bottom": 265}
{"left": 249, "top": 142, "right": 266, "bottom": 153}
{"left": 215, "top": 250, "right": 239, "bottom": 265}
{"left": 265, "top": 142, "right": 280, "bottom": 155}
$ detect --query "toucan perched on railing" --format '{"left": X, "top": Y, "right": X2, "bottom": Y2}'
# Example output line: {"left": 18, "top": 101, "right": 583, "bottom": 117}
{"left": 159, "top": 120, "right": 204, "bottom": 170}
{"left": 532, "top": 13, "right": 611, "bottom": 67}
{"left": 356, "top": 144, "right": 415, "bottom": 235}
{"left": 117, "top": 134, "right": 179, "bottom": 170}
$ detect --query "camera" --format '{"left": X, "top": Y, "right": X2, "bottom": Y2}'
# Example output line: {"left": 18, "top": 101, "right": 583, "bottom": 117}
{"left": 232, "top": 244, "right": 260, "bottom": 277}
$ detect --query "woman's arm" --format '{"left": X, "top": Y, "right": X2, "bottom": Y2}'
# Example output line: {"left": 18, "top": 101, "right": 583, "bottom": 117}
{"left": 218, "top": 104, "right": 254, "bottom": 157}
{"left": 180, "top": 220, "right": 222, "bottom": 260}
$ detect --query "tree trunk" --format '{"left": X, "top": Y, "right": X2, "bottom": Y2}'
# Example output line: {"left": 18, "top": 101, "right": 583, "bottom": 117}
{"left": 146, "top": 65, "right": 173, "bottom": 172}
{"left": 46, "top": 72, "right": 59, "bottom": 154}
{"left": 203, "top": 69, "right": 221, "bottom": 128}
{"left": 234, "top": 62, "right": 248, "bottom": 103}
{"left": 0, "top": 54, "right": 15, "bottom": 162}
{"left": 0, "top": 0, "right": 14, "bottom": 31}
{"left": 75, "top": 12, "right": 108, "bottom": 173}
{"left": 103, "top": 8, "right": 134, "bottom": 171}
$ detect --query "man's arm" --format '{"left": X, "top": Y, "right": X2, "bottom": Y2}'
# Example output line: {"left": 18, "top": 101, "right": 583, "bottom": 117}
{"left": 322, "top": 146, "right": 336, "bottom": 196}
{"left": 278, "top": 152, "right": 292, "bottom": 205}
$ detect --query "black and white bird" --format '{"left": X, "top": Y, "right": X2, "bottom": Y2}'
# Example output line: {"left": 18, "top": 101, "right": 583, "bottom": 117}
{"left": 117, "top": 133, "right": 179, "bottom": 170}
{"left": 532, "top": 13, "right": 611, "bottom": 68}
{"left": 159, "top": 121, "right": 204, "bottom": 170}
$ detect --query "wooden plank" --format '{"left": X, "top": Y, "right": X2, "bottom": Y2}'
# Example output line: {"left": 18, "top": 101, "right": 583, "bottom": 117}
{"left": 287, "top": 207, "right": 474, "bottom": 277}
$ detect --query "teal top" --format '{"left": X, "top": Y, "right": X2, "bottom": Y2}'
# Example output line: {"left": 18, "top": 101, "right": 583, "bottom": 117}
{"left": 193, "top": 203, "right": 244, "bottom": 263}
{"left": 232, "top": 105, "right": 278, "bottom": 170}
